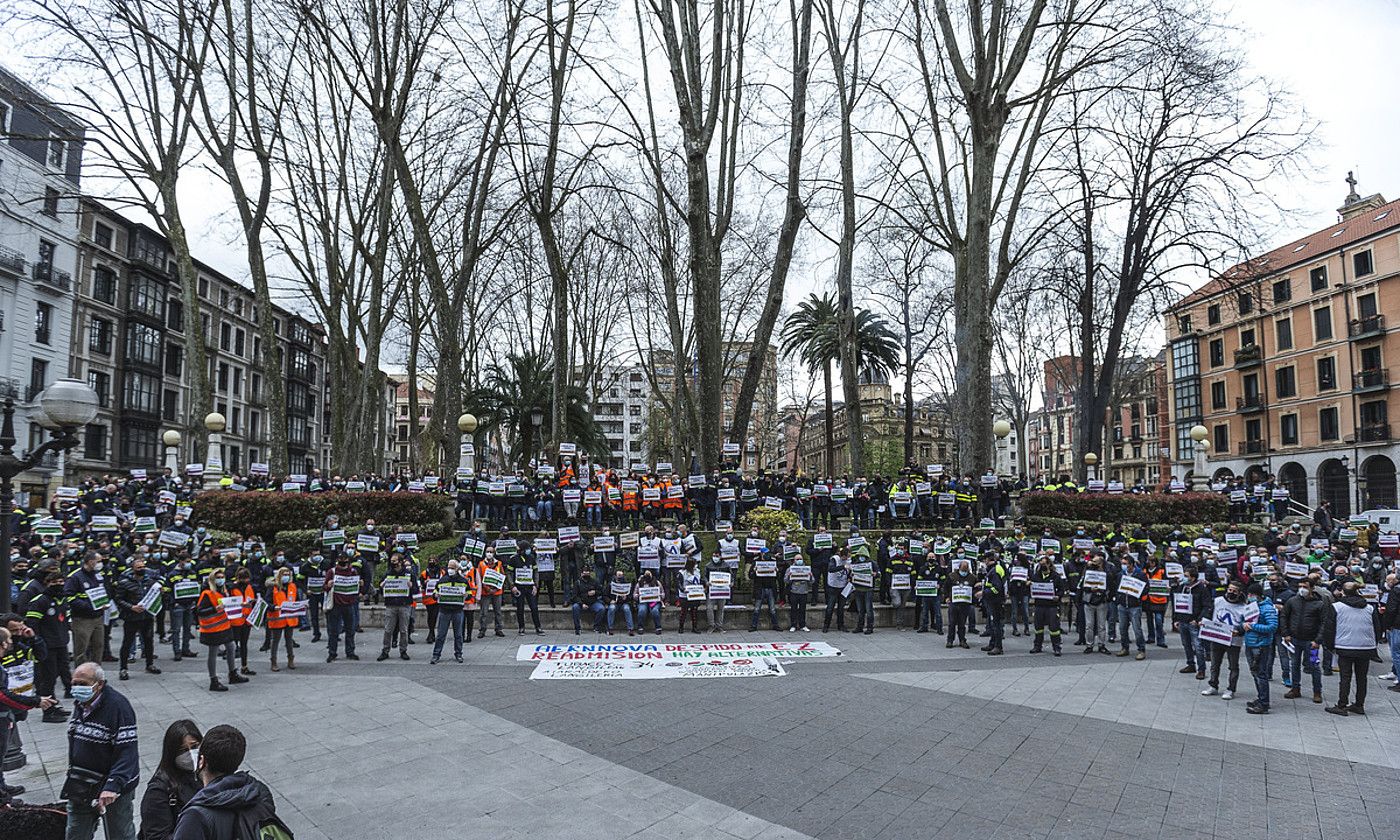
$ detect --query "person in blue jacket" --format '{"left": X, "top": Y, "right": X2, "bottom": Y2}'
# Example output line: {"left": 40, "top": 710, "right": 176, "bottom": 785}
{"left": 1243, "top": 581, "right": 1279, "bottom": 715}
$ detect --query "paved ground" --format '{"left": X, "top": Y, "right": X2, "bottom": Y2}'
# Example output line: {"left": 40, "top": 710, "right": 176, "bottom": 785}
{"left": 13, "top": 624, "right": 1400, "bottom": 840}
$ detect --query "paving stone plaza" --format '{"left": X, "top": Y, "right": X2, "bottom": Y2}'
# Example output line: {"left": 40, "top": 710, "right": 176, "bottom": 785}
{"left": 13, "top": 631, "right": 1398, "bottom": 840}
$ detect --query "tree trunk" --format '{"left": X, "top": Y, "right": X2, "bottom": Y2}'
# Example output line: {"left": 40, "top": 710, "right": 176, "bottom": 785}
{"left": 823, "top": 364, "right": 835, "bottom": 476}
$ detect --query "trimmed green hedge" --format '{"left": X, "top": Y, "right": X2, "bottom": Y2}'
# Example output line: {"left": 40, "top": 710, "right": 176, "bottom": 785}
{"left": 192, "top": 491, "right": 450, "bottom": 535}
{"left": 1021, "top": 491, "right": 1227, "bottom": 525}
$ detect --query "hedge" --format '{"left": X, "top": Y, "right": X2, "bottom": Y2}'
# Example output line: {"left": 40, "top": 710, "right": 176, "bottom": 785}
{"left": 1021, "top": 492, "right": 1227, "bottom": 525}
{"left": 192, "top": 491, "right": 450, "bottom": 535}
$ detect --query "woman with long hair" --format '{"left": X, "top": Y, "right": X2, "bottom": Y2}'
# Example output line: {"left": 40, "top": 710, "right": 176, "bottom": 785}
{"left": 137, "top": 719, "right": 202, "bottom": 839}
{"left": 194, "top": 570, "right": 245, "bottom": 692}
{"left": 267, "top": 565, "right": 300, "bottom": 671}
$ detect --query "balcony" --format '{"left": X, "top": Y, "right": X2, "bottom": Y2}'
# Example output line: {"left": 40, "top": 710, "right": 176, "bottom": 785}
{"left": 1357, "top": 424, "right": 1391, "bottom": 444}
{"left": 1233, "top": 345, "right": 1263, "bottom": 368}
{"left": 0, "top": 247, "right": 24, "bottom": 276}
{"left": 1237, "top": 439, "right": 1265, "bottom": 456}
{"left": 32, "top": 262, "right": 72, "bottom": 292}
{"left": 1236, "top": 394, "right": 1266, "bottom": 413}
{"left": 1348, "top": 314, "right": 1385, "bottom": 340}
{"left": 1354, "top": 368, "right": 1390, "bottom": 393}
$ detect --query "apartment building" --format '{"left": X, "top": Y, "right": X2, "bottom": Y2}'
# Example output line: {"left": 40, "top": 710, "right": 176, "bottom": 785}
{"left": 795, "top": 370, "right": 957, "bottom": 477}
{"left": 575, "top": 363, "right": 650, "bottom": 468}
{"left": 1164, "top": 181, "right": 1400, "bottom": 516}
{"left": 0, "top": 67, "right": 84, "bottom": 502}
{"left": 650, "top": 342, "right": 779, "bottom": 470}
{"left": 69, "top": 199, "right": 329, "bottom": 478}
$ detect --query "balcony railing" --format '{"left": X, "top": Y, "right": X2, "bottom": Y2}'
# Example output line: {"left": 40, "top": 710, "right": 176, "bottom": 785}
{"left": 1354, "top": 368, "right": 1390, "bottom": 393}
{"left": 1348, "top": 314, "right": 1385, "bottom": 339}
{"left": 1237, "top": 439, "right": 1265, "bottom": 456}
{"left": 1234, "top": 345, "right": 1263, "bottom": 367}
{"left": 0, "top": 247, "right": 24, "bottom": 276}
{"left": 1236, "top": 394, "right": 1266, "bottom": 413}
{"left": 32, "top": 262, "right": 72, "bottom": 291}
{"left": 1358, "top": 423, "right": 1391, "bottom": 443}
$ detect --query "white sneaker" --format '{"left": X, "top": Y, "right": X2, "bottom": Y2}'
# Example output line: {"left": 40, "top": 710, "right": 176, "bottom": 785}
{"left": 787, "top": 627, "right": 796, "bottom": 632}
{"left": 1379, "top": 673, "right": 1396, "bottom": 682}
{"left": 1221, "top": 690, "right": 1234, "bottom": 700}
{"left": 801, "top": 627, "right": 810, "bottom": 632}
{"left": 1201, "top": 687, "right": 1217, "bottom": 696}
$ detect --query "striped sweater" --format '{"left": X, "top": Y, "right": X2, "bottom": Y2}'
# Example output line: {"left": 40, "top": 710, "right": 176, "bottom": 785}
{"left": 67, "top": 686, "right": 140, "bottom": 794}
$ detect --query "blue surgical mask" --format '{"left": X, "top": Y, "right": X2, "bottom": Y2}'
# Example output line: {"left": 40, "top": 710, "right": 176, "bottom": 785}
{"left": 72, "top": 684, "right": 97, "bottom": 703}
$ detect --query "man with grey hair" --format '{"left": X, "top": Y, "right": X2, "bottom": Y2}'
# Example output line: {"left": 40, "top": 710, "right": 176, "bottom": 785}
{"left": 63, "top": 662, "right": 139, "bottom": 840}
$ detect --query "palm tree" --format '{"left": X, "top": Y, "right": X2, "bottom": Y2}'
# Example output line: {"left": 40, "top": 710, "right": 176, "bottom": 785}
{"left": 468, "top": 350, "right": 608, "bottom": 466}
{"left": 781, "top": 294, "right": 903, "bottom": 475}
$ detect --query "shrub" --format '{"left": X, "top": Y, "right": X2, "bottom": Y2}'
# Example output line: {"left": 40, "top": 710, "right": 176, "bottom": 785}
{"left": 192, "top": 491, "right": 450, "bottom": 535}
{"left": 271, "top": 522, "right": 453, "bottom": 555}
{"left": 739, "top": 508, "right": 806, "bottom": 547}
{"left": 1021, "top": 491, "right": 1227, "bottom": 525}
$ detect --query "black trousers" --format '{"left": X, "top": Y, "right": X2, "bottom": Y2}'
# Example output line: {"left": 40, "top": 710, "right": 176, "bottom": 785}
{"left": 947, "top": 603, "right": 974, "bottom": 643}
{"left": 1336, "top": 650, "right": 1370, "bottom": 707}
{"left": 120, "top": 617, "right": 155, "bottom": 668}
{"left": 36, "top": 646, "right": 70, "bottom": 696}
{"left": 1209, "top": 642, "right": 1241, "bottom": 691}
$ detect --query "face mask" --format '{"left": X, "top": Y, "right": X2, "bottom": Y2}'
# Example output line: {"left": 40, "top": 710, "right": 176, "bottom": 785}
{"left": 214, "top": 577, "right": 226, "bottom": 587}
{"left": 72, "top": 684, "right": 97, "bottom": 703}
{"left": 93, "top": 563, "right": 104, "bottom": 573}
{"left": 281, "top": 574, "right": 291, "bottom": 584}
{"left": 1225, "top": 591, "right": 1243, "bottom": 604}
{"left": 175, "top": 748, "right": 199, "bottom": 772}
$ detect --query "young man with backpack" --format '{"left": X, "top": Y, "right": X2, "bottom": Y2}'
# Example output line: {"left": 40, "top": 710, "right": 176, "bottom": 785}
{"left": 172, "top": 724, "right": 290, "bottom": 839}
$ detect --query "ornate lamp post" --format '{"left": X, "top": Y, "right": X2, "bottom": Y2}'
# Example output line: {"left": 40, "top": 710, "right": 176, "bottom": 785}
{"left": 0, "top": 378, "right": 100, "bottom": 612}
{"left": 204, "top": 412, "right": 225, "bottom": 487}
{"left": 993, "top": 420, "right": 1011, "bottom": 475}
{"left": 1189, "top": 424, "right": 1209, "bottom": 491}
{"left": 458, "top": 413, "right": 478, "bottom": 475}
{"left": 1083, "top": 451, "right": 1099, "bottom": 484}
{"left": 163, "top": 429, "right": 182, "bottom": 474}
{"left": 529, "top": 407, "right": 545, "bottom": 464}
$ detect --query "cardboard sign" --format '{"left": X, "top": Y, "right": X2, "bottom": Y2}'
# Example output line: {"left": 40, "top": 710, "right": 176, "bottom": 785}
{"left": 1010, "top": 566, "right": 1029, "bottom": 582}
{"left": 789, "top": 565, "right": 812, "bottom": 581}
{"left": 1199, "top": 618, "right": 1234, "bottom": 646}
{"left": 356, "top": 534, "right": 381, "bottom": 553}
{"left": 1031, "top": 581, "right": 1056, "bottom": 600}
{"left": 482, "top": 569, "right": 507, "bottom": 590}
{"left": 708, "top": 572, "right": 731, "bottom": 598}
{"left": 890, "top": 573, "right": 910, "bottom": 590}
{"left": 951, "top": 585, "right": 973, "bottom": 604}
{"left": 90, "top": 515, "right": 118, "bottom": 531}
{"left": 915, "top": 579, "right": 938, "bottom": 597}
{"left": 754, "top": 560, "right": 777, "bottom": 576}
{"left": 558, "top": 526, "right": 580, "bottom": 543}
{"left": 593, "top": 536, "right": 616, "bottom": 552}
{"left": 1082, "top": 570, "right": 1107, "bottom": 590}
{"left": 813, "top": 533, "right": 833, "bottom": 549}
{"left": 158, "top": 530, "right": 190, "bottom": 548}
{"left": 611, "top": 581, "right": 632, "bottom": 597}
{"left": 1118, "top": 577, "right": 1147, "bottom": 599}
{"left": 1173, "top": 594, "right": 1193, "bottom": 614}
{"left": 515, "top": 567, "right": 536, "bottom": 586}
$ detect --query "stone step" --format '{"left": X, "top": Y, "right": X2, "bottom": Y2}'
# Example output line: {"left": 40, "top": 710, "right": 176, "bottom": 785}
{"left": 339, "top": 602, "right": 937, "bottom": 631}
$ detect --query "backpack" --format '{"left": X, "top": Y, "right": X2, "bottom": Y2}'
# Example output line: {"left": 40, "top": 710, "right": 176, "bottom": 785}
{"left": 233, "top": 810, "right": 295, "bottom": 840}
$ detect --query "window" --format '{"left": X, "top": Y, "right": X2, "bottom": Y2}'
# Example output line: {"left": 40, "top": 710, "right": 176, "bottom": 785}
{"left": 249, "top": 411, "right": 260, "bottom": 440}
{"left": 1213, "top": 424, "right": 1229, "bottom": 452}
{"left": 1176, "top": 315, "right": 1192, "bottom": 334}
{"left": 1272, "top": 279, "right": 1291, "bottom": 303}
{"left": 1170, "top": 338, "right": 1199, "bottom": 379}
{"left": 218, "top": 362, "right": 229, "bottom": 393}
{"left": 94, "top": 222, "right": 113, "bottom": 251}
{"left": 1240, "top": 327, "right": 1256, "bottom": 348}
{"left": 128, "top": 274, "right": 165, "bottom": 319}
{"left": 251, "top": 373, "right": 261, "bottom": 401}
{"left": 232, "top": 368, "right": 242, "bottom": 397}
{"left": 1207, "top": 304, "right": 1221, "bottom": 325}
{"left": 164, "top": 342, "right": 183, "bottom": 377}
{"left": 1275, "top": 366, "right": 1296, "bottom": 398}
{"left": 234, "top": 328, "right": 245, "bottom": 357}
{"left": 125, "top": 322, "right": 163, "bottom": 366}
{"left": 166, "top": 297, "right": 183, "bottom": 331}
{"left": 1210, "top": 380, "right": 1226, "bottom": 410}
{"left": 629, "top": 405, "right": 641, "bottom": 417}
{"left": 38, "top": 239, "right": 55, "bottom": 271}
{"left": 230, "top": 406, "right": 241, "bottom": 435}
{"left": 92, "top": 266, "right": 116, "bottom": 303}
{"left": 219, "top": 289, "right": 230, "bottom": 309}
{"left": 47, "top": 135, "right": 66, "bottom": 169}
{"left": 1353, "top": 250, "right": 1374, "bottom": 278}
{"left": 1360, "top": 400, "right": 1388, "bottom": 428}
{"left": 0, "top": 100, "right": 8, "bottom": 132}
{"left": 83, "top": 424, "right": 106, "bottom": 460}
{"left": 119, "top": 425, "right": 158, "bottom": 467}
{"left": 1275, "top": 317, "right": 1292, "bottom": 350}
{"left": 1360, "top": 345, "right": 1382, "bottom": 372}
{"left": 1309, "top": 265, "right": 1328, "bottom": 291}
{"left": 87, "top": 370, "right": 109, "bottom": 407}
{"left": 1319, "top": 407, "right": 1339, "bottom": 441}
{"left": 1237, "top": 292, "right": 1253, "bottom": 315}
{"left": 198, "top": 277, "right": 209, "bottom": 299}
{"left": 88, "top": 317, "right": 112, "bottom": 354}
{"left": 1279, "top": 414, "right": 1299, "bottom": 445}
{"left": 1245, "top": 418, "right": 1261, "bottom": 443}
{"left": 34, "top": 302, "right": 52, "bottom": 344}
{"left": 162, "top": 389, "right": 178, "bottom": 422}
{"left": 1173, "top": 379, "right": 1202, "bottom": 424}
{"left": 122, "top": 371, "right": 162, "bottom": 414}
{"left": 220, "top": 322, "right": 231, "bottom": 351}
{"left": 1357, "top": 292, "right": 1378, "bottom": 318}
{"left": 1313, "top": 306, "right": 1332, "bottom": 341}
{"left": 1208, "top": 338, "right": 1224, "bottom": 367}
{"left": 1316, "top": 356, "right": 1336, "bottom": 391}
{"left": 42, "top": 187, "right": 59, "bottom": 217}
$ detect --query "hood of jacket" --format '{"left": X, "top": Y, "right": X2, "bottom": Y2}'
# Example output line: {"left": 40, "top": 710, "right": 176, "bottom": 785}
{"left": 1337, "top": 593, "right": 1368, "bottom": 609}
{"left": 184, "top": 771, "right": 268, "bottom": 812}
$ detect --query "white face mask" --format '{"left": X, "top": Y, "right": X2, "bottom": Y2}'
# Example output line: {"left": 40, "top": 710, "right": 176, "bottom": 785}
{"left": 175, "top": 747, "right": 199, "bottom": 772}
{"left": 93, "top": 562, "right": 105, "bottom": 573}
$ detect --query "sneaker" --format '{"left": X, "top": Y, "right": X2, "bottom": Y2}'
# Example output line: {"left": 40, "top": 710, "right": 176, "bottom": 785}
{"left": 788, "top": 627, "right": 797, "bottom": 632}
{"left": 1221, "top": 690, "right": 1233, "bottom": 700}
{"left": 1135, "top": 652, "right": 1146, "bottom": 661}
{"left": 1246, "top": 704, "right": 1268, "bottom": 715}
{"left": 454, "top": 655, "right": 464, "bottom": 663}
{"left": 1378, "top": 673, "right": 1397, "bottom": 682}
{"left": 119, "top": 669, "right": 129, "bottom": 681}
{"left": 1201, "top": 687, "right": 1217, "bottom": 696}
{"left": 346, "top": 654, "right": 360, "bottom": 661}
{"left": 1347, "top": 704, "right": 1366, "bottom": 715}
{"left": 1325, "top": 704, "right": 1348, "bottom": 717}
{"left": 430, "top": 657, "right": 439, "bottom": 665}
{"left": 1115, "top": 649, "right": 1129, "bottom": 657}
{"left": 801, "top": 627, "right": 810, "bottom": 632}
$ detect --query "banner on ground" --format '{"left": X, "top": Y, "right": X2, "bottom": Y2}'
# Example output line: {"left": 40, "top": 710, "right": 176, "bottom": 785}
{"left": 530, "top": 658, "right": 787, "bottom": 680}
{"left": 516, "top": 641, "right": 843, "bottom": 663}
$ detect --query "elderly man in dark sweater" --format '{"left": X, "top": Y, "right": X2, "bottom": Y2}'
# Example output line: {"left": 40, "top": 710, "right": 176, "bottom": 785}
{"left": 64, "top": 662, "right": 139, "bottom": 840}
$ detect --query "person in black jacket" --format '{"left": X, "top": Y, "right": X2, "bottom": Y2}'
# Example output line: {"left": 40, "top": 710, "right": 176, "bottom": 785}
{"left": 1383, "top": 572, "right": 1400, "bottom": 692}
{"left": 0, "top": 626, "right": 56, "bottom": 806}
{"left": 172, "top": 725, "right": 282, "bottom": 840}
{"left": 114, "top": 555, "right": 164, "bottom": 681}
{"left": 139, "top": 719, "right": 203, "bottom": 840}
{"left": 1280, "top": 581, "right": 1328, "bottom": 703}
{"left": 19, "top": 570, "right": 73, "bottom": 720}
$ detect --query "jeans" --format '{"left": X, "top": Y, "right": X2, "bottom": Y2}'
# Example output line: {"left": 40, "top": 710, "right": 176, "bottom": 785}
{"left": 432, "top": 610, "right": 466, "bottom": 658}
{"left": 1208, "top": 642, "right": 1241, "bottom": 691}
{"left": 1176, "top": 621, "right": 1202, "bottom": 671}
{"left": 751, "top": 586, "right": 778, "bottom": 630}
{"left": 66, "top": 788, "right": 137, "bottom": 840}
{"left": 637, "top": 603, "right": 662, "bottom": 631}
{"left": 572, "top": 600, "right": 605, "bottom": 632}
{"left": 327, "top": 603, "right": 356, "bottom": 656}
{"left": 1245, "top": 644, "right": 1274, "bottom": 708}
{"left": 852, "top": 589, "right": 875, "bottom": 632}
{"left": 917, "top": 595, "right": 943, "bottom": 633}
{"left": 1145, "top": 610, "right": 1166, "bottom": 646}
{"left": 1276, "top": 638, "right": 1293, "bottom": 686}
{"left": 1085, "top": 602, "right": 1109, "bottom": 648}
{"left": 477, "top": 594, "right": 504, "bottom": 634}
{"left": 1389, "top": 629, "right": 1400, "bottom": 682}
{"left": 607, "top": 602, "right": 634, "bottom": 631}
{"left": 1289, "top": 640, "right": 1323, "bottom": 696}
{"left": 170, "top": 604, "right": 194, "bottom": 655}
{"left": 586, "top": 506, "right": 601, "bottom": 526}
{"left": 1118, "top": 604, "right": 1145, "bottom": 652}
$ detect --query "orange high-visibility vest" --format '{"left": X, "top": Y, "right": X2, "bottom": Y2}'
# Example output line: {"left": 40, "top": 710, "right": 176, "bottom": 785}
{"left": 197, "top": 589, "right": 231, "bottom": 636}
{"left": 269, "top": 583, "right": 300, "bottom": 629}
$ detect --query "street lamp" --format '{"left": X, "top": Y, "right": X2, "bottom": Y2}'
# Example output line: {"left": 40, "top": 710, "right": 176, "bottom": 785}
{"left": 1083, "top": 451, "right": 1099, "bottom": 483}
{"left": 1188, "top": 424, "right": 1209, "bottom": 491}
{"left": 204, "top": 412, "right": 226, "bottom": 486}
{"left": 993, "top": 420, "right": 1011, "bottom": 476}
{"left": 0, "top": 378, "right": 100, "bottom": 612}
{"left": 458, "top": 413, "right": 478, "bottom": 475}
{"left": 529, "top": 407, "right": 545, "bottom": 462}
{"left": 162, "top": 429, "right": 182, "bottom": 474}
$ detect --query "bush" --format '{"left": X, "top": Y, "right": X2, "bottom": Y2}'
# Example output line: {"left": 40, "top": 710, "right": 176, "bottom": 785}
{"left": 1021, "top": 491, "right": 1226, "bottom": 525}
{"left": 193, "top": 491, "right": 450, "bottom": 534}
{"left": 1024, "top": 516, "right": 1268, "bottom": 545}
{"left": 739, "top": 508, "right": 806, "bottom": 547}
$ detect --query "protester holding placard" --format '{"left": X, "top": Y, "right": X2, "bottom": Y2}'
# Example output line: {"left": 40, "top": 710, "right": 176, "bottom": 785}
{"left": 913, "top": 550, "right": 943, "bottom": 635}
{"left": 227, "top": 569, "right": 258, "bottom": 678}
{"left": 166, "top": 555, "right": 201, "bottom": 661}
{"left": 570, "top": 569, "right": 605, "bottom": 635}
{"left": 475, "top": 551, "right": 509, "bottom": 639}
{"left": 428, "top": 560, "right": 474, "bottom": 663}
{"left": 194, "top": 571, "right": 244, "bottom": 692}
{"left": 633, "top": 570, "right": 664, "bottom": 635}
{"left": 325, "top": 555, "right": 362, "bottom": 662}
{"left": 677, "top": 559, "right": 704, "bottom": 633}
{"left": 63, "top": 551, "right": 110, "bottom": 667}
{"left": 1321, "top": 580, "right": 1380, "bottom": 716}
{"left": 1028, "top": 556, "right": 1064, "bottom": 656}
{"left": 266, "top": 567, "right": 300, "bottom": 671}
{"left": 508, "top": 546, "right": 544, "bottom": 636}
{"left": 377, "top": 554, "right": 418, "bottom": 660}
{"left": 1201, "top": 581, "right": 1250, "bottom": 700}
{"left": 1279, "top": 579, "right": 1327, "bottom": 703}
{"left": 704, "top": 552, "right": 731, "bottom": 633}
{"left": 113, "top": 556, "right": 163, "bottom": 681}
{"left": 18, "top": 569, "right": 72, "bottom": 721}
{"left": 605, "top": 571, "right": 637, "bottom": 636}
{"left": 1170, "top": 571, "right": 1211, "bottom": 678}
{"left": 784, "top": 556, "right": 812, "bottom": 632}
{"left": 1242, "top": 582, "right": 1279, "bottom": 714}
{"left": 944, "top": 559, "right": 976, "bottom": 648}
{"left": 748, "top": 547, "right": 781, "bottom": 633}
{"left": 1115, "top": 557, "right": 1150, "bottom": 661}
